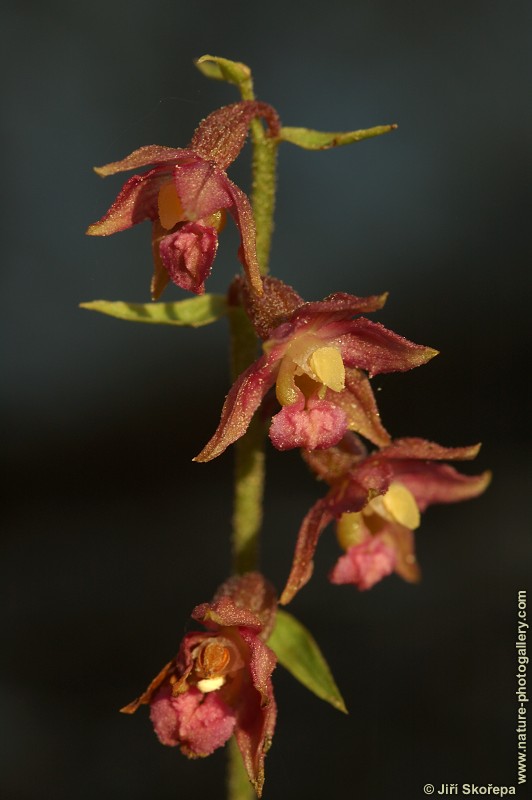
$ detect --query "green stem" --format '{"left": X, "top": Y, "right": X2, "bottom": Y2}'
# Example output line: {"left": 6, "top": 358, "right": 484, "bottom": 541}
{"left": 229, "top": 307, "right": 265, "bottom": 575}
{"left": 227, "top": 68, "right": 279, "bottom": 798}
{"left": 250, "top": 119, "right": 278, "bottom": 275}
{"left": 229, "top": 74, "right": 279, "bottom": 575}
{"left": 227, "top": 738, "right": 254, "bottom": 800}
{"left": 239, "top": 70, "right": 279, "bottom": 276}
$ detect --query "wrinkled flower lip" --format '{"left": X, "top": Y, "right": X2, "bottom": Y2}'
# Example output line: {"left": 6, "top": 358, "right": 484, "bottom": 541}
{"left": 269, "top": 397, "right": 348, "bottom": 451}
{"left": 329, "top": 536, "right": 397, "bottom": 589}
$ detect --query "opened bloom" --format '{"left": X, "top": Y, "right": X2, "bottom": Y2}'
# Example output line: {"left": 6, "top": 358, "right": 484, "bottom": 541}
{"left": 280, "top": 436, "right": 491, "bottom": 603}
{"left": 195, "top": 278, "right": 438, "bottom": 461}
{"left": 121, "top": 572, "right": 277, "bottom": 797}
{"left": 87, "top": 102, "right": 280, "bottom": 298}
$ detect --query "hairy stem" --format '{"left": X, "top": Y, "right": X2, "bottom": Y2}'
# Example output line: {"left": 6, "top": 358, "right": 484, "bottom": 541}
{"left": 228, "top": 738, "right": 254, "bottom": 800}
{"left": 228, "top": 67, "right": 279, "bottom": 800}
{"left": 250, "top": 118, "right": 278, "bottom": 275}
{"left": 230, "top": 72, "right": 279, "bottom": 575}
{"left": 229, "top": 307, "right": 265, "bottom": 575}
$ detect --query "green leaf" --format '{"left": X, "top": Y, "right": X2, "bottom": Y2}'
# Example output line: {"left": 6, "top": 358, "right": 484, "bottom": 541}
{"left": 195, "top": 55, "right": 253, "bottom": 98}
{"left": 279, "top": 123, "right": 398, "bottom": 150}
{"left": 268, "top": 609, "right": 347, "bottom": 713}
{"left": 80, "top": 294, "right": 228, "bottom": 327}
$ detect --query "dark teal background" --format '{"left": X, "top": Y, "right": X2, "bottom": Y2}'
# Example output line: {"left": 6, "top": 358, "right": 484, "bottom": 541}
{"left": 2, "top": 1, "right": 530, "bottom": 798}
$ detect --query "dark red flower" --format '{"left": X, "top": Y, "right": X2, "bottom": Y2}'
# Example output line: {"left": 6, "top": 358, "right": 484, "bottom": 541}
{"left": 121, "top": 573, "right": 277, "bottom": 797}
{"left": 280, "top": 436, "right": 491, "bottom": 603}
{"left": 195, "top": 280, "right": 437, "bottom": 461}
{"left": 87, "top": 102, "right": 280, "bottom": 298}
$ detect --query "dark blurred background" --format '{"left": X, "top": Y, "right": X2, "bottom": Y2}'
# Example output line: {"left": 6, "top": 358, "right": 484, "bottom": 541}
{"left": 2, "top": 1, "right": 530, "bottom": 798}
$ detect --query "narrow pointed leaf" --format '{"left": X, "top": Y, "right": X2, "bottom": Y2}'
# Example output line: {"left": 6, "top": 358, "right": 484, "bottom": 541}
{"left": 279, "top": 124, "right": 397, "bottom": 150}
{"left": 80, "top": 294, "right": 227, "bottom": 327}
{"left": 267, "top": 610, "right": 347, "bottom": 713}
{"left": 195, "top": 55, "right": 253, "bottom": 98}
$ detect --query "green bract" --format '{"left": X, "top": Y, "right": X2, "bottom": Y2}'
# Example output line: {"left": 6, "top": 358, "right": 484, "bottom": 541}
{"left": 195, "top": 55, "right": 254, "bottom": 99}
{"left": 267, "top": 609, "right": 347, "bottom": 714}
{"left": 279, "top": 124, "right": 397, "bottom": 150}
{"left": 80, "top": 294, "right": 227, "bottom": 327}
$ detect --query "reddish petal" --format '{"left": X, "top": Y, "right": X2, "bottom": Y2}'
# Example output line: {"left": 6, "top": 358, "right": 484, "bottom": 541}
{"left": 302, "top": 432, "right": 367, "bottom": 483}
{"left": 239, "top": 630, "right": 277, "bottom": 708}
{"left": 194, "top": 345, "right": 285, "bottom": 462}
{"left": 150, "top": 685, "right": 236, "bottom": 756}
{"left": 213, "top": 572, "right": 278, "bottom": 641}
{"left": 269, "top": 398, "right": 347, "bottom": 451}
{"left": 174, "top": 160, "right": 234, "bottom": 220}
{"left": 329, "top": 537, "right": 397, "bottom": 589}
{"left": 390, "top": 462, "right": 492, "bottom": 512}
{"left": 158, "top": 222, "right": 218, "bottom": 294}
{"left": 93, "top": 145, "right": 195, "bottom": 176}
{"left": 340, "top": 318, "right": 438, "bottom": 376}
{"left": 175, "top": 165, "right": 262, "bottom": 294}
{"left": 233, "top": 679, "right": 276, "bottom": 798}
{"left": 192, "top": 597, "right": 264, "bottom": 632}
{"left": 190, "top": 101, "right": 281, "bottom": 170}
{"left": 325, "top": 368, "right": 391, "bottom": 447}
{"left": 225, "top": 180, "right": 264, "bottom": 295}
{"left": 381, "top": 437, "right": 482, "bottom": 461}
{"left": 291, "top": 292, "right": 388, "bottom": 326}
{"left": 120, "top": 631, "right": 209, "bottom": 713}
{"left": 120, "top": 659, "right": 175, "bottom": 714}
{"left": 234, "top": 630, "right": 277, "bottom": 797}
{"left": 87, "top": 166, "right": 170, "bottom": 236}
{"left": 238, "top": 276, "right": 304, "bottom": 340}
{"left": 388, "top": 525, "right": 421, "bottom": 583}
{"left": 280, "top": 482, "right": 369, "bottom": 605}
{"left": 349, "top": 455, "right": 395, "bottom": 496}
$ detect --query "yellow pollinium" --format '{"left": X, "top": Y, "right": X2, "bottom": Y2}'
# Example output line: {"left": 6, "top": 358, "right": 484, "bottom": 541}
{"left": 336, "top": 483, "right": 420, "bottom": 551}
{"left": 308, "top": 347, "right": 345, "bottom": 393}
{"left": 336, "top": 511, "right": 364, "bottom": 550}
{"left": 158, "top": 181, "right": 185, "bottom": 230}
{"left": 382, "top": 482, "right": 420, "bottom": 530}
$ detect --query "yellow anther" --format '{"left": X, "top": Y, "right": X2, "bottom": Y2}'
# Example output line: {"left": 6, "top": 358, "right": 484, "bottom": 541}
{"left": 196, "top": 641, "right": 232, "bottom": 677}
{"left": 308, "top": 347, "right": 345, "bottom": 393}
{"left": 336, "top": 512, "right": 364, "bottom": 550}
{"left": 382, "top": 483, "right": 420, "bottom": 530}
{"left": 158, "top": 181, "right": 185, "bottom": 230}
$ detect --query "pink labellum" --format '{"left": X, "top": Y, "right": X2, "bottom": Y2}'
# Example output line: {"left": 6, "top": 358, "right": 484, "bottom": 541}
{"left": 150, "top": 685, "right": 236, "bottom": 756}
{"left": 329, "top": 537, "right": 397, "bottom": 589}
{"left": 158, "top": 221, "right": 218, "bottom": 294}
{"left": 269, "top": 397, "right": 348, "bottom": 451}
